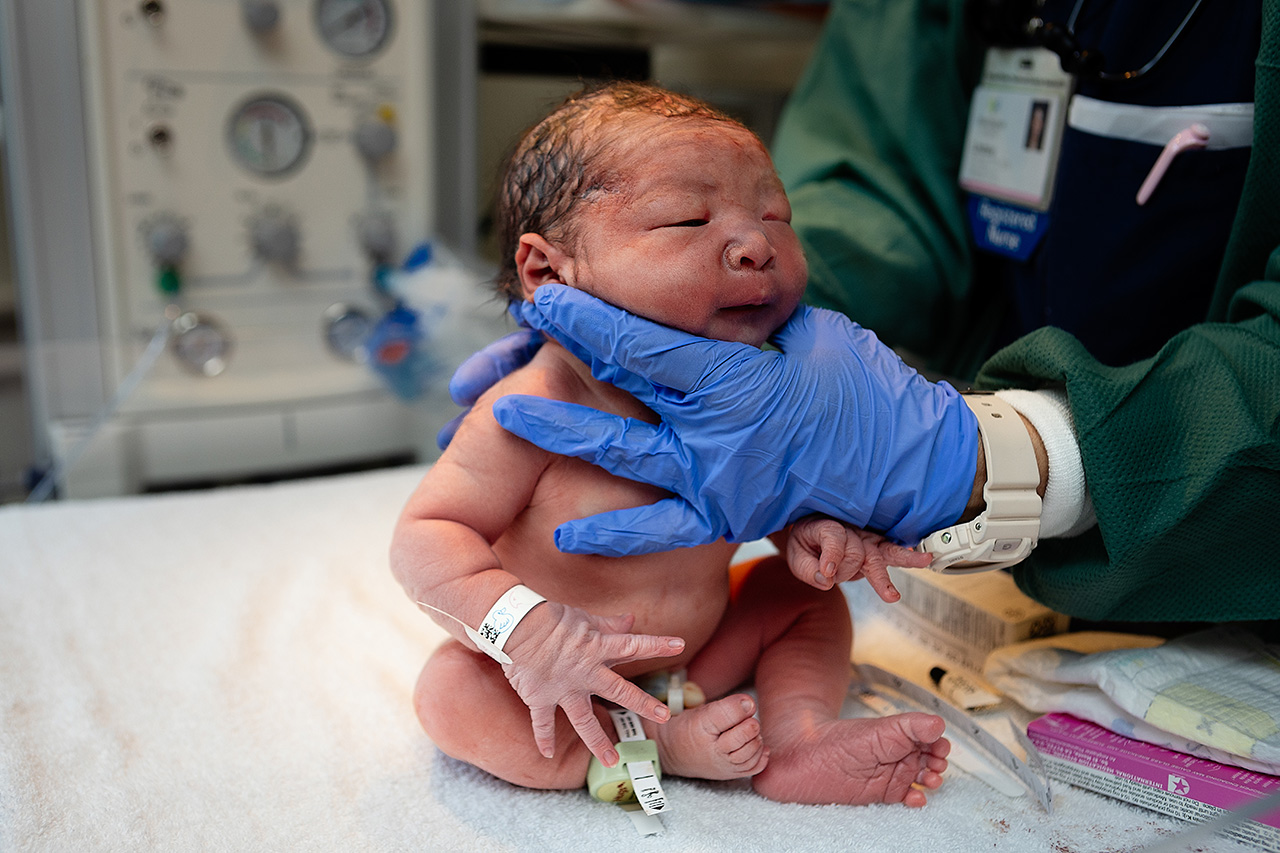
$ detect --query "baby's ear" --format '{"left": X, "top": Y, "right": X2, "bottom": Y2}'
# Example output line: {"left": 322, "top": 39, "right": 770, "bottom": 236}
{"left": 515, "top": 234, "right": 572, "bottom": 300}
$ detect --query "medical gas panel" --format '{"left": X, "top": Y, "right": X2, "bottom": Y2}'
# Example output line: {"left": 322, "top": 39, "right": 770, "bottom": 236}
{"left": 69, "top": 0, "right": 435, "bottom": 493}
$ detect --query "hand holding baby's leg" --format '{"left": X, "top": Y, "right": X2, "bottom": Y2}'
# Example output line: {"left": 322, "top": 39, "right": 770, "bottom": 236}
{"left": 787, "top": 516, "right": 931, "bottom": 601}
{"left": 501, "top": 604, "right": 686, "bottom": 767}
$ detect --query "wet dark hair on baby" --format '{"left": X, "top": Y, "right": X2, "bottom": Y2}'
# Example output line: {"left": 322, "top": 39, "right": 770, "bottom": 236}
{"left": 494, "top": 80, "right": 748, "bottom": 301}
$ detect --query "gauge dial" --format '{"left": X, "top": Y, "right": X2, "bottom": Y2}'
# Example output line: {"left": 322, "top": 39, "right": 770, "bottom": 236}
{"left": 227, "top": 95, "right": 312, "bottom": 177}
{"left": 314, "top": 0, "right": 392, "bottom": 58}
{"left": 172, "top": 312, "right": 232, "bottom": 377}
{"left": 323, "top": 304, "right": 373, "bottom": 361}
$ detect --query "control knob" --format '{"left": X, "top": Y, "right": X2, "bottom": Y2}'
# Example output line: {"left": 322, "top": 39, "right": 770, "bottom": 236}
{"left": 249, "top": 210, "right": 300, "bottom": 266}
{"left": 354, "top": 119, "right": 397, "bottom": 163}
{"left": 241, "top": 0, "right": 281, "bottom": 33}
{"left": 144, "top": 217, "right": 189, "bottom": 266}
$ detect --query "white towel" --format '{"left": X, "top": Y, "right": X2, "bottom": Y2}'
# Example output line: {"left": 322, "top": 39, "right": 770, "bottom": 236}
{"left": 0, "top": 467, "right": 1252, "bottom": 852}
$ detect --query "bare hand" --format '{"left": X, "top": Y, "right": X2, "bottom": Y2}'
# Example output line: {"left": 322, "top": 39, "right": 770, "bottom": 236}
{"left": 787, "top": 516, "right": 932, "bottom": 601}
{"left": 500, "top": 602, "right": 686, "bottom": 766}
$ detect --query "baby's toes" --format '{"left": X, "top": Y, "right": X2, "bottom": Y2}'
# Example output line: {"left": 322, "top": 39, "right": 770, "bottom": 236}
{"left": 696, "top": 693, "right": 758, "bottom": 737}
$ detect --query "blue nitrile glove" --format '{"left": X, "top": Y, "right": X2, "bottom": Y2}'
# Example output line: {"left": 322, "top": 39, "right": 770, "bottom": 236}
{"left": 436, "top": 326, "right": 545, "bottom": 449}
{"left": 493, "top": 284, "right": 980, "bottom": 556}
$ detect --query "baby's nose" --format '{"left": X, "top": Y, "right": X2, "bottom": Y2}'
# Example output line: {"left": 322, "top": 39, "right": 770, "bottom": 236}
{"left": 725, "top": 229, "right": 775, "bottom": 272}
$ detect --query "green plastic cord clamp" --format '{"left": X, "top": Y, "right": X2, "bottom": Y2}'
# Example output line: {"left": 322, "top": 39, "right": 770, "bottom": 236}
{"left": 586, "top": 740, "right": 661, "bottom": 804}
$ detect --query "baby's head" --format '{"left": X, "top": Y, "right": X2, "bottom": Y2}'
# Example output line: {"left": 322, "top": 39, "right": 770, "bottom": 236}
{"left": 495, "top": 81, "right": 807, "bottom": 347}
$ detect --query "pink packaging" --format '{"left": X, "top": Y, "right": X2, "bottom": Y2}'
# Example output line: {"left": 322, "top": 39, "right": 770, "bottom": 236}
{"left": 1028, "top": 712, "right": 1280, "bottom": 827}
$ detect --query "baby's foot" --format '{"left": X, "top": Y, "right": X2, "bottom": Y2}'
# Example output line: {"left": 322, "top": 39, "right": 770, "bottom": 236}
{"left": 752, "top": 712, "right": 949, "bottom": 807}
{"left": 647, "top": 693, "right": 768, "bottom": 780}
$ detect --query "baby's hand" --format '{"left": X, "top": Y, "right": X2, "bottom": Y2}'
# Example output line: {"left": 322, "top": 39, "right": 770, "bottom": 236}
{"left": 786, "top": 516, "right": 932, "bottom": 601}
{"left": 499, "top": 602, "right": 685, "bottom": 767}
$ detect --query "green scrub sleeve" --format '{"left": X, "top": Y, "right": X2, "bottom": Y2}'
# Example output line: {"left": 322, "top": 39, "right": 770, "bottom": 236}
{"left": 976, "top": 3, "right": 1280, "bottom": 622}
{"left": 771, "top": 0, "right": 996, "bottom": 376}
{"left": 977, "top": 271, "right": 1280, "bottom": 623}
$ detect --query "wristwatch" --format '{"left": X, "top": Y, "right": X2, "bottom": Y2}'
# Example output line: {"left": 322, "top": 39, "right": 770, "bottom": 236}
{"left": 918, "top": 393, "right": 1042, "bottom": 574}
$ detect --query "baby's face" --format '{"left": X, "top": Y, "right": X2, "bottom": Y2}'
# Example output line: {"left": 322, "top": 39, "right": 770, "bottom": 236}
{"left": 554, "top": 119, "right": 807, "bottom": 347}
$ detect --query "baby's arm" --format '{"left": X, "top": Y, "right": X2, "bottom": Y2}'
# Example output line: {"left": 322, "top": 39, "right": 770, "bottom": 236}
{"left": 390, "top": 385, "right": 683, "bottom": 767}
{"left": 786, "top": 516, "right": 932, "bottom": 601}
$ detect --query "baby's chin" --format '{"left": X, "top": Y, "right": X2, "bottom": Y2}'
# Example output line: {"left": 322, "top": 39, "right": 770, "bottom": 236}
{"left": 704, "top": 307, "right": 790, "bottom": 348}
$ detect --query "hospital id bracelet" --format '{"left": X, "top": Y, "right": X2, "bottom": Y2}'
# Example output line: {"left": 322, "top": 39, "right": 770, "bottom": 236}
{"left": 918, "top": 393, "right": 1041, "bottom": 574}
{"left": 587, "top": 739, "right": 663, "bottom": 805}
{"left": 587, "top": 709, "right": 667, "bottom": 815}
{"left": 415, "top": 583, "right": 546, "bottom": 665}
{"left": 475, "top": 584, "right": 546, "bottom": 659}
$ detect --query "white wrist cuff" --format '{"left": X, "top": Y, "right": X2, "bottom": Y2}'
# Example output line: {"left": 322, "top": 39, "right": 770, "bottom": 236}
{"left": 994, "top": 389, "right": 1096, "bottom": 538}
{"left": 477, "top": 584, "right": 547, "bottom": 655}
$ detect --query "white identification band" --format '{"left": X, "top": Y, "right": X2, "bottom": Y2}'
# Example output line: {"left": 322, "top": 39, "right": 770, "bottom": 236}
{"left": 474, "top": 584, "right": 546, "bottom": 660}
{"left": 414, "top": 583, "right": 545, "bottom": 666}
{"left": 920, "top": 394, "right": 1041, "bottom": 573}
{"left": 608, "top": 710, "right": 668, "bottom": 817}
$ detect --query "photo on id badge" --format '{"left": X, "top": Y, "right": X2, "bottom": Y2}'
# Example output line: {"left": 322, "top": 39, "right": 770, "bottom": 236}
{"left": 958, "top": 47, "right": 1072, "bottom": 211}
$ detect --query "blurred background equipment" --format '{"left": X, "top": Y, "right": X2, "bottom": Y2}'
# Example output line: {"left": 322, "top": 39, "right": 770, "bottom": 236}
{"left": 2, "top": 0, "right": 480, "bottom": 497}
{"left": 0, "top": 0, "right": 823, "bottom": 500}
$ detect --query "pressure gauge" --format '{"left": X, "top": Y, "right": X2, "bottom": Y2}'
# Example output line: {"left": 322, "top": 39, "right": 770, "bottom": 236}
{"left": 171, "top": 312, "right": 232, "bottom": 377}
{"left": 226, "top": 95, "right": 312, "bottom": 177}
{"left": 323, "top": 303, "right": 373, "bottom": 361}
{"left": 314, "top": 0, "right": 392, "bottom": 58}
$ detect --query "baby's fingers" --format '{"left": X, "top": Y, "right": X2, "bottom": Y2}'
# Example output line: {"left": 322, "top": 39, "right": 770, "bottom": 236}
{"left": 788, "top": 547, "right": 831, "bottom": 590}
{"left": 560, "top": 698, "right": 620, "bottom": 767}
{"left": 529, "top": 704, "right": 560, "bottom": 760}
{"left": 885, "top": 543, "right": 932, "bottom": 569}
{"left": 597, "top": 673, "right": 673, "bottom": 727}
{"left": 858, "top": 549, "right": 901, "bottom": 603}
{"left": 812, "top": 523, "right": 850, "bottom": 585}
{"left": 604, "top": 631, "right": 686, "bottom": 668}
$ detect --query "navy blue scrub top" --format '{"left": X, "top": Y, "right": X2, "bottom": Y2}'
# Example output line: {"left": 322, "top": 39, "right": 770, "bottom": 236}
{"left": 987, "top": 0, "right": 1262, "bottom": 366}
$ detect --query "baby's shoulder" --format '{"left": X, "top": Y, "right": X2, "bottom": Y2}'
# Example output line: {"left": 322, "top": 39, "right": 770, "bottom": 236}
{"left": 476, "top": 341, "right": 596, "bottom": 408}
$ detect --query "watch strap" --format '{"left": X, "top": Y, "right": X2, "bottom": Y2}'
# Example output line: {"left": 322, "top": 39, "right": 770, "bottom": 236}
{"left": 919, "top": 393, "right": 1042, "bottom": 573}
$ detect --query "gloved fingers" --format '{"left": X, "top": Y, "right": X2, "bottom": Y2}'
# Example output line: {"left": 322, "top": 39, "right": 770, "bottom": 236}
{"left": 554, "top": 499, "right": 719, "bottom": 556}
{"left": 435, "top": 409, "right": 468, "bottom": 451}
{"left": 766, "top": 304, "right": 820, "bottom": 355}
{"left": 447, "top": 328, "right": 545, "bottom": 407}
{"left": 510, "top": 295, "right": 651, "bottom": 398}
{"left": 492, "top": 396, "right": 693, "bottom": 488}
{"left": 522, "top": 284, "right": 754, "bottom": 395}
{"left": 770, "top": 303, "right": 885, "bottom": 363}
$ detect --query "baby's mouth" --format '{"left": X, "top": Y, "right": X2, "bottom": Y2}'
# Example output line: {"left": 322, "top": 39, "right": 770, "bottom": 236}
{"left": 719, "top": 301, "right": 771, "bottom": 313}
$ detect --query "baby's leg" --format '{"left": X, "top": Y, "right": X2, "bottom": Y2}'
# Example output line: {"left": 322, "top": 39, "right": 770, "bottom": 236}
{"left": 689, "top": 556, "right": 949, "bottom": 807}
{"left": 420, "top": 639, "right": 765, "bottom": 790}
{"left": 415, "top": 639, "right": 592, "bottom": 790}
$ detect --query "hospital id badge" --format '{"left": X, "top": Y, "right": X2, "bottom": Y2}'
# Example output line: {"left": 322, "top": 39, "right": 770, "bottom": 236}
{"left": 959, "top": 47, "right": 1072, "bottom": 212}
